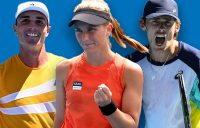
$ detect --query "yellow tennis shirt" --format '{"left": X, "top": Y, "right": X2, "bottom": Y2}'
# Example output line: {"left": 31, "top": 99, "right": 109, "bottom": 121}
{"left": 0, "top": 53, "right": 65, "bottom": 128}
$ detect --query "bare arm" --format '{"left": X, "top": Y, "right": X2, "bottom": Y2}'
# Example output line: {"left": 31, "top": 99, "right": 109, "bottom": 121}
{"left": 94, "top": 60, "right": 143, "bottom": 128}
{"left": 53, "top": 60, "right": 70, "bottom": 128}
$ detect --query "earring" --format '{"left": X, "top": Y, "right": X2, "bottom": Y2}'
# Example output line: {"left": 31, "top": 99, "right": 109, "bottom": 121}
{"left": 142, "top": 27, "right": 146, "bottom": 31}
{"left": 45, "top": 33, "right": 49, "bottom": 37}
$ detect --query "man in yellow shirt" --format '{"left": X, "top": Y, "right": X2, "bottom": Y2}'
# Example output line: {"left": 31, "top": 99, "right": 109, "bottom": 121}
{"left": 0, "top": 1, "right": 65, "bottom": 128}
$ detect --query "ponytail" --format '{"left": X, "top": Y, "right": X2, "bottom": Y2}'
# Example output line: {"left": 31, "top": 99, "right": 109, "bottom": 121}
{"left": 111, "top": 17, "right": 148, "bottom": 53}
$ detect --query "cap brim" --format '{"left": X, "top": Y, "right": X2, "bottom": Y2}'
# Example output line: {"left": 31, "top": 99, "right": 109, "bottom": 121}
{"left": 68, "top": 13, "right": 108, "bottom": 27}
{"left": 145, "top": 13, "right": 180, "bottom": 21}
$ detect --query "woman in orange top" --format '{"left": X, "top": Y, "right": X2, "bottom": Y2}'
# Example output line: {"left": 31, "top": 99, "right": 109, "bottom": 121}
{"left": 53, "top": 0, "right": 148, "bottom": 128}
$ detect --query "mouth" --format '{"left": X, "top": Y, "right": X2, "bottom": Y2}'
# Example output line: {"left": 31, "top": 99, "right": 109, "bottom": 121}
{"left": 26, "top": 33, "right": 39, "bottom": 37}
{"left": 85, "top": 43, "right": 94, "bottom": 46}
{"left": 155, "top": 34, "right": 166, "bottom": 46}
{"left": 82, "top": 42, "right": 96, "bottom": 47}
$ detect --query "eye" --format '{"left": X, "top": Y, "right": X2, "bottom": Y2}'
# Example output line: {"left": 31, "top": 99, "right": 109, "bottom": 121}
{"left": 149, "top": 20, "right": 158, "bottom": 26}
{"left": 74, "top": 28, "right": 82, "bottom": 33}
{"left": 20, "top": 19, "right": 30, "bottom": 25}
{"left": 165, "top": 21, "right": 173, "bottom": 27}
{"left": 88, "top": 27, "right": 96, "bottom": 32}
{"left": 36, "top": 20, "right": 45, "bottom": 26}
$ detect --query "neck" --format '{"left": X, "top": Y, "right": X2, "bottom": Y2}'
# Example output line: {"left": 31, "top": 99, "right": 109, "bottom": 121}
{"left": 150, "top": 40, "right": 179, "bottom": 62}
{"left": 18, "top": 46, "right": 48, "bottom": 68}
{"left": 84, "top": 49, "right": 115, "bottom": 66}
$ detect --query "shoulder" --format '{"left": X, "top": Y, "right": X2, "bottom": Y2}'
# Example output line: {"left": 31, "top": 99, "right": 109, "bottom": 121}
{"left": 178, "top": 42, "right": 200, "bottom": 80}
{"left": 56, "top": 59, "right": 71, "bottom": 84}
{"left": 114, "top": 54, "right": 143, "bottom": 77}
{"left": 0, "top": 56, "right": 17, "bottom": 75}
{"left": 115, "top": 53, "right": 143, "bottom": 75}
{"left": 0, "top": 55, "right": 17, "bottom": 67}
{"left": 122, "top": 58, "right": 143, "bottom": 90}
{"left": 126, "top": 50, "right": 147, "bottom": 63}
{"left": 124, "top": 59, "right": 143, "bottom": 75}
{"left": 178, "top": 42, "right": 200, "bottom": 67}
{"left": 56, "top": 59, "right": 71, "bottom": 75}
{"left": 56, "top": 55, "right": 81, "bottom": 81}
{"left": 179, "top": 42, "right": 200, "bottom": 58}
{"left": 48, "top": 53, "right": 67, "bottom": 62}
{"left": 0, "top": 63, "right": 3, "bottom": 72}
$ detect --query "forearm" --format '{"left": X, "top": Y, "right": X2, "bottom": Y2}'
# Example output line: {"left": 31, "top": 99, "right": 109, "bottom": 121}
{"left": 105, "top": 109, "right": 137, "bottom": 128}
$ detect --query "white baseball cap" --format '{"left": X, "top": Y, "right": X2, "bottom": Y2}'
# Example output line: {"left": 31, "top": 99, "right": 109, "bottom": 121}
{"left": 15, "top": 1, "right": 50, "bottom": 23}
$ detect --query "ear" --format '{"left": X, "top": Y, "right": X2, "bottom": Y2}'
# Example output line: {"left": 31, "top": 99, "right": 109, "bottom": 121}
{"left": 106, "top": 22, "right": 113, "bottom": 37}
{"left": 140, "top": 18, "right": 146, "bottom": 31}
{"left": 107, "top": 22, "right": 113, "bottom": 32}
{"left": 13, "top": 24, "right": 17, "bottom": 32}
{"left": 175, "top": 21, "right": 180, "bottom": 33}
{"left": 46, "top": 25, "right": 51, "bottom": 37}
{"left": 173, "top": 21, "right": 181, "bottom": 39}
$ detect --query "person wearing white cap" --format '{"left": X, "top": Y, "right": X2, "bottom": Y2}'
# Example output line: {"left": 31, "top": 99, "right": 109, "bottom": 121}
{"left": 0, "top": 1, "right": 65, "bottom": 128}
{"left": 53, "top": 0, "right": 148, "bottom": 128}
{"left": 127, "top": 0, "right": 200, "bottom": 127}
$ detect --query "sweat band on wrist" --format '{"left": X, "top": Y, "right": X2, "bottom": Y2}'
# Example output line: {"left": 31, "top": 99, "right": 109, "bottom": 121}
{"left": 99, "top": 100, "right": 117, "bottom": 116}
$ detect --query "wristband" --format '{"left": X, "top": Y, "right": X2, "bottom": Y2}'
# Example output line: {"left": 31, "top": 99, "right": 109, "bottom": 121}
{"left": 99, "top": 100, "right": 117, "bottom": 116}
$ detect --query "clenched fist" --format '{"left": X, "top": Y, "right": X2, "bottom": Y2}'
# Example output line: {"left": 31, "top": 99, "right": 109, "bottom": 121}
{"left": 94, "top": 84, "right": 112, "bottom": 107}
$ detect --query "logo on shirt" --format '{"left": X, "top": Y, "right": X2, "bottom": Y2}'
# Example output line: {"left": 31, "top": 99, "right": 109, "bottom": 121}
{"left": 73, "top": 81, "right": 82, "bottom": 90}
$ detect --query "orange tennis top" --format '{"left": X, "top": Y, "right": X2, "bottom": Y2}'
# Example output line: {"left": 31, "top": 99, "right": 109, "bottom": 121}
{"left": 61, "top": 53, "right": 126, "bottom": 128}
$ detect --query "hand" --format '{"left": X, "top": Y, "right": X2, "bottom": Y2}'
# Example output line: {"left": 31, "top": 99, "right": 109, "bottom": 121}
{"left": 94, "top": 84, "right": 112, "bottom": 107}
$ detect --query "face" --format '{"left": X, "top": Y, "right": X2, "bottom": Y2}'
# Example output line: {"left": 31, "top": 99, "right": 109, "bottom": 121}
{"left": 73, "top": 21, "right": 112, "bottom": 53}
{"left": 14, "top": 11, "right": 51, "bottom": 50}
{"left": 144, "top": 16, "right": 180, "bottom": 52}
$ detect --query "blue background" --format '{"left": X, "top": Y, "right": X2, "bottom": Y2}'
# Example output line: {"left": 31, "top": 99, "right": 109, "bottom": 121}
{"left": 0, "top": 0, "right": 199, "bottom": 127}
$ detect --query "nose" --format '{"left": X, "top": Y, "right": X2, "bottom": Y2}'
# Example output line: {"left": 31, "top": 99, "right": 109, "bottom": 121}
{"left": 159, "top": 22, "right": 166, "bottom": 29}
{"left": 157, "top": 22, "right": 166, "bottom": 33}
{"left": 27, "top": 21, "right": 37, "bottom": 30}
{"left": 81, "top": 32, "right": 90, "bottom": 42}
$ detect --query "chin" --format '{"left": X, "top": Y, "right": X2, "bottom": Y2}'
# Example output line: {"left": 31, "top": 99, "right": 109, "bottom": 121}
{"left": 153, "top": 45, "right": 167, "bottom": 51}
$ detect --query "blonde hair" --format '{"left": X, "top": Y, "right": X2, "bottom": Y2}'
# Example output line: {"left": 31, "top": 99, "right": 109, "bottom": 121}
{"left": 74, "top": 0, "right": 148, "bottom": 53}
{"left": 74, "top": 0, "right": 110, "bottom": 14}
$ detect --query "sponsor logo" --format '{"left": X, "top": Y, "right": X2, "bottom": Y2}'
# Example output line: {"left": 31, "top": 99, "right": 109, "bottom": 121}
{"left": 73, "top": 81, "right": 82, "bottom": 90}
